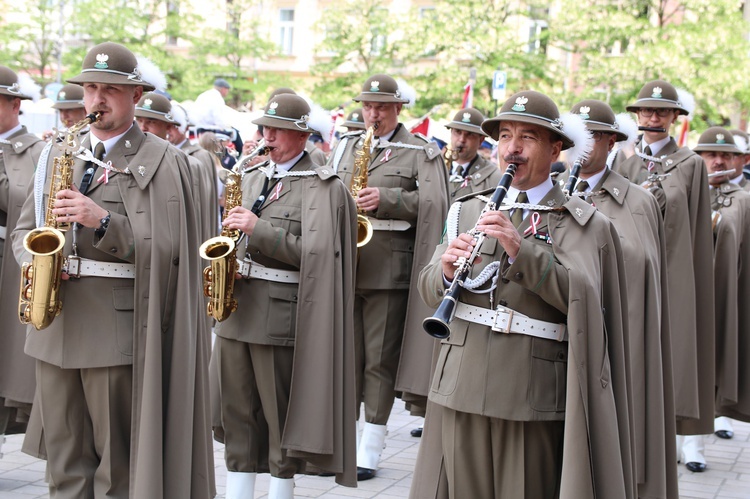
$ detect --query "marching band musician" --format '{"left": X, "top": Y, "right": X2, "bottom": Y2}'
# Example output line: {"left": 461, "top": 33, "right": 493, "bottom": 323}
{"left": 0, "top": 65, "right": 45, "bottom": 459}
{"left": 11, "top": 42, "right": 213, "bottom": 498}
{"left": 683, "top": 128, "right": 750, "bottom": 472}
{"left": 445, "top": 107, "right": 502, "bottom": 201}
{"left": 570, "top": 99, "right": 677, "bottom": 499}
{"left": 51, "top": 84, "right": 88, "bottom": 130}
{"left": 326, "top": 73, "right": 449, "bottom": 481}
{"left": 214, "top": 93, "right": 358, "bottom": 498}
{"left": 411, "top": 90, "right": 634, "bottom": 499}
{"left": 612, "top": 80, "right": 716, "bottom": 455}
{"left": 728, "top": 129, "right": 750, "bottom": 192}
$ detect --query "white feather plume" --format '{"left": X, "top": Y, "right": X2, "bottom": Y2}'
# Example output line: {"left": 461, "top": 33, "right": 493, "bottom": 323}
{"left": 396, "top": 78, "right": 417, "bottom": 107}
{"left": 560, "top": 112, "right": 593, "bottom": 166}
{"left": 170, "top": 102, "right": 189, "bottom": 133}
{"left": 676, "top": 87, "right": 696, "bottom": 119}
{"left": 306, "top": 103, "right": 334, "bottom": 143}
{"left": 135, "top": 55, "right": 167, "bottom": 92}
{"left": 733, "top": 134, "right": 748, "bottom": 154}
{"left": 16, "top": 73, "right": 41, "bottom": 101}
{"left": 615, "top": 112, "right": 639, "bottom": 149}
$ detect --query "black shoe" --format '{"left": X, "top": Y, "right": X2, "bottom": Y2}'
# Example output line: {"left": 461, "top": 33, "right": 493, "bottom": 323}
{"left": 316, "top": 472, "right": 335, "bottom": 477}
{"left": 685, "top": 461, "right": 706, "bottom": 473}
{"left": 357, "top": 466, "right": 376, "bottom": 481}
{"left": 410, "top": 427, "right": 423, "bottom": 438}
{"left": 715, "top": 430, "right": 734, "bottom": 439}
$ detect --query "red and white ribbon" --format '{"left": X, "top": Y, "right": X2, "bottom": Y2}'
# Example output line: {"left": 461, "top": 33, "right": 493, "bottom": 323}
{"left": 97, "top": 169, "right": 109, "bottom": 184}
{"left": 461, "top": 177, "right": 470, "bottom": 188}
{"left": 268, "top": 182, "right": 283, "bottom": 202}
{"left": 647, "top": 160, "right": 655, "bottom": 172}
{"left": 523, "top": 212, "right": 541, "bottom": 236}
{"left": 381, "top": 149, "right": 392, "bottom": 162}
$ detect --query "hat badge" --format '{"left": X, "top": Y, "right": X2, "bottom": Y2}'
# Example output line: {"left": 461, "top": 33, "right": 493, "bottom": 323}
{"left": 352, "top": 112, "right": 359, "bottom": 121}
{"left": 512, "top": 96, "right": 528, "bottom": 112}
{"left": 716, "top": 133, "right": 726, "bottom": 144}
{"left": 95, "top": 53, "right": 109, "bottom": 69}
{"left": 651, "top": 86, "right": 663, "bottom": 98}
{"left": 58, "top": 91, "right": 66, "bottom": 100}
{"left": 462, "top": 112, "right": 472, "bottom": 123}
{"left": 370, "top": 80, "right": 380, "bottom": 92}
{"left": 578, "top": 106, "right": 590, "bottom": 120}
{"left": 165, "top": 113, "right": 173, "bottom": 121}
{"left": 143, "top": 98, "right": 153, "bottom": 110}
{"left": 267, "top": 101, "right": 278, "bottom": 115}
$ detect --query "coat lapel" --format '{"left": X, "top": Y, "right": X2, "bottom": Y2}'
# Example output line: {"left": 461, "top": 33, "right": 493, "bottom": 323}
{"left": 86, "top": 125, "right": 145, "bottom": 194}
{"left": 368, "top": 124, "right": 409, "bottom": 175}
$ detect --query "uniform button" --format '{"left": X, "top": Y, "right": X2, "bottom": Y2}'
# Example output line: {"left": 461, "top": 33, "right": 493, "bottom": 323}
{"left": 501, "top": 277, "right": 509, "bottom": 284}
{"left": 284, "top": 212, "right": 289, "bottom": 218}
{"left": 514, "top": 272, "right": 523, "bottom": 280}
{"left": 292, "top": 295, "right": 297, "bottom": 301}
{"left": 335, "top": 250, "right": 340, "bottom": 257}
{"left": 173, "top": 257, "right": 179, "bottom": 265}
{"left": 557, "top": 352, "right": 566, "bottom": 360}
{"left": 396, "top": 170, "right": 401, "bottom": 174}
{"left": 110, "top": 248, "right": 117, "bottom": 253}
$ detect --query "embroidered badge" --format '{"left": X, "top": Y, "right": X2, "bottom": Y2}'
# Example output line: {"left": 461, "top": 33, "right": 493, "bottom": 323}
{"left": 138, "top": 165, "right": 146, "bottom": 176}
{"left": 716, "top": 133, "right": 726, "bottom": 144}
{"left": 651, "top": 86, "right": 663, "bottom": 98}
{"left": 370, "top": 80, "right": 380, "bottom": 92}
{"left": 352, "top": 112, "right": 360, "bottom": 121}
{"left": 95, "top": 53, "right": 109, "bottom": 69}
{"left": 578, "top": 106, "right": 590, "bottom": 120}
{"left": 58, "top": 91, "right": 66, "bottom": 100}
{"left": 142, "top": 98, "right": 153, "bottom": 110}
{"left": 666, "top": 159, "right": 673, "bottom": 166}
{"left": 547, "top": 200, "right": 555, "bottom": 207}
{"left": 575, "top": 207, "right": 583, "bottom": 218}
{"left": 512, "top": 96, "right": 528, "bottom": 112}
{"left": 613, "top": 187, "right": 620, "bottom": 197}
{"left": 462, "top": 112, "right": 472, "bottom": 122}
{"left": 125, "top": 140, "right": 131, "bottom": 149}
{"left": 14, "top": 142, "right": 22, "bottom": 149}
{"left": 321, "top": 168, "right": 329, "bottom": 174}
{"left": 267, "top": 101, "right": 279, "bottom": 115}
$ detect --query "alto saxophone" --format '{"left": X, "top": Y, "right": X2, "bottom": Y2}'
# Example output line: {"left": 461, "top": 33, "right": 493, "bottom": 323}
{"left": 19, "top": 112, "right": 101, "bottom": 330}
{"left": 199, "top": 168, "right": 242, "bottom": 321}
{"left": 351, "top": 124, "right": 377, "bottom": 247}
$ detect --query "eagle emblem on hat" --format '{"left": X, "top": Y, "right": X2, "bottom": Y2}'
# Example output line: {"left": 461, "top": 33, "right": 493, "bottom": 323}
{"left": 143, "top": 98, "right": 153, "bottom": 110}
{"left": 268, "top": 101, "right": 279, "bottom": 115}
{"left": 578, "top": 106, "right": 590, "bottom": 120}
{"left": 352, "top": 113, "right": 360, "bottom": 121}
{"left": 462, "top": 112, "right": 472, "bottom": 123}
{"left": 651, "top": 86, "right": 663, "bottom": 98}
{"left": 716, "top": 133, "right": 726, "bottom": 144}
{"left": 95, "top": 53, "right": 109, "bottom": 69}
{"left": 370, "top": 80, "right": 380, "bottom": 92}
{"left": 512, "top": 96, "right": 528, "bottom": 112}
{"left": 57, "top": 91, "right": 66, "bottom": 100}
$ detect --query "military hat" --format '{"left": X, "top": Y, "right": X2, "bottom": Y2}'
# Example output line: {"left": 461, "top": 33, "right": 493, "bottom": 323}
{"left": 51, "top": 84, "right": 85, "bottom": 110}
{"left": 134, "top": 92, "right": 178, "bottom": 124}
{"left": 626, "top": 79, "right": 689, "bottom": 115}
{"left": 0, "top": 66, "right": 33, "bottom": 100}
{"left": 343, "top": 108, "right": 366, "bottom": 130}
{"left": 730, "top": 129, "right": 750, "bottom": 154}
{"left": 445, "top": 108, "right": 488, "bottom": 137}
{"left": 482, "top": 90, "right": 574, "bottom": 150}
{"left": 353, "top": 74, "right": 409, "bottom": 104}
{"left": 67, "top": 42, "right": 156, "bottom": 91}
{"left": 693, "top": 126, "right": 742, "bottom": 154}
{"left": 268, "top": 87, "right": 296, "bottom": 101}
{"left": 252, "top": 93, "right": 314, "bottom": 133}
{"left": 570, "top": 99, "right": 628, "bottom": 142}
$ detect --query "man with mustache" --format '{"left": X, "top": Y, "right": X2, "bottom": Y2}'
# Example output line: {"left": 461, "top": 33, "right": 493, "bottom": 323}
{"left": 12, "top": 42, "right": 213, "bottom": 498}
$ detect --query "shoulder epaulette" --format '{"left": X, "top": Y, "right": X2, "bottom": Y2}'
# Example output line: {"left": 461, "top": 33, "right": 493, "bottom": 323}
{"left": 315, "top": 166, "right": 339, "bottom": 180}
{"left": 455, "top": 187, "right": 495, "bottom": 203}
{"left": 341, "top": 130, "right": 364, "bottom": 138}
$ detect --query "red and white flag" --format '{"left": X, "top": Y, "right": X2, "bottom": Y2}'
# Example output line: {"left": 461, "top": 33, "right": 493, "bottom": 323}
{"left": 410, "top": 116, "right": 430, "bottom": 136}
{"left": 461, "top": 81, "right": 473, "bottom": 109}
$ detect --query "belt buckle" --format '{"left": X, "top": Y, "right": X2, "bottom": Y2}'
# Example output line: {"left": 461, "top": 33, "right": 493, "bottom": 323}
{"left": 237, "top": 258, "right": 251, "bottom": 279}
{"left": 491, "top": 306, "right": 513, "bottom": 334}
{"left": 65, "top": 256, "right": 82, "bottom": 279}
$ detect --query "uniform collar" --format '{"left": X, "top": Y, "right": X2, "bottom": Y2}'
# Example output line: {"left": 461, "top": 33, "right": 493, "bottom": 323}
{"left": 90, "top": 122, "right": 134, "bottom": 156}
{"left": 508, "top": 177, "right": 554, "bottom": 206}
{"left": 642, "top": 135, "right": 671, "bottom": 156}
{"left": 0, "top": 123, "right": 23, "bottom": 140}
{"left": 578, "top": 166, "right": 607, "bottom": 193}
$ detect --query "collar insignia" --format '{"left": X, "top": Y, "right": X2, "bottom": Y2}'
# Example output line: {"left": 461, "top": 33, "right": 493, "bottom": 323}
{"left": 138, "top": 165, "right": 146, "bottom": 176}
{"left": 575, "top": 207, "right": 583, "bottom": 218}
{"left": 125, "top": 140, "right": 131, "bottom": 148}
{"left": 613, "top": 187, "right": 620, "bottom": 197}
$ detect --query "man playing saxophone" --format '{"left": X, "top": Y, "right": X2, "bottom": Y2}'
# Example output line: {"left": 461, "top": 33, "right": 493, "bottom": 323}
{"left": 214, "top": 93, "right": 358, "bottom": 498}
{"left": 11, "top": 42, "right": 214, "bottom": 499}
{"left": 326, "top": 73, "right": 449, "bottom": 480}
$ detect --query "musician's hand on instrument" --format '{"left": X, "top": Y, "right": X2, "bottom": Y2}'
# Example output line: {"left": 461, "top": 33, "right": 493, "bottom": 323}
{"left": 357, "top": 187, "right": 380, "bottom": 212}
{"left": 41, "top": 130, "right": 55, "bottom": 142}
{"left": 242, "top": 139, "right": 259, "bottom": 156}
{"left": 223, "top": 206, "right": 258, "bottom": 236}
{"left": 441, "top": 233, "right": 478, "bottom": 281}
{"left": 53, "top": 186, "right": 108, "bottom": 228}
{"left": 477, "top": 210, "right": 521, "bottom": 259}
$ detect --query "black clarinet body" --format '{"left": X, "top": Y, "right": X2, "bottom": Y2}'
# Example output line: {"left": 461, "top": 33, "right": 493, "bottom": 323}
{"left": 562, "top": 161, "right": 582, "bottom": 196}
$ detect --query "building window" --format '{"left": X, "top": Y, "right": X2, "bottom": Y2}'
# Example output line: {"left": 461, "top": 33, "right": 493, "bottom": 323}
{"left": 527, "top": 20, "right": 548, "bottom": 54}
{"left": 279, "top": 8, "right": 294, "bottom": 55}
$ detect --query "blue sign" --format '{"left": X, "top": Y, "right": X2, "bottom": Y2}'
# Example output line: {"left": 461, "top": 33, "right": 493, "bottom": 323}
{"left": 492, "top": 71, "right": 507, "bottom": 101}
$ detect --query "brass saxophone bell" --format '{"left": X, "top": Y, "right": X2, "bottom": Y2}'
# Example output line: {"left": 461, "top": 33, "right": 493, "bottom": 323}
{"left": 357, "top": 214, "right": 373, "bottom": 247}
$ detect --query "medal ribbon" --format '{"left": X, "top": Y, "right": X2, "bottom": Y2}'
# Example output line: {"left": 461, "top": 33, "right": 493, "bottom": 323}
{"left": 268, "top": 182, "right": 283, "bottom": 202}
{"left": 523, "top": 212, "right": 541, "bottom": 236}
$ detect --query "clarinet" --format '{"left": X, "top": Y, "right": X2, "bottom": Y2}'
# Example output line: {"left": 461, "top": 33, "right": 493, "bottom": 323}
{"left": 423, "top": 163, "right": 518, "bottom": 339}
{"left": 562, "top": 161, "right": 582, "bottom": 196}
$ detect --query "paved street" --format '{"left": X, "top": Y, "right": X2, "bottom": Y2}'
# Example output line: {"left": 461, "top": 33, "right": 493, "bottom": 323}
{"left": 1, "top": 399, "right": 749, "bottom": 498}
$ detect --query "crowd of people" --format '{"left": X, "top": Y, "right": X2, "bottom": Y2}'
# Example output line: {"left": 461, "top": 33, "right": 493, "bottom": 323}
{"left": 1, "top": 40, "right": 748, "bottom": 499}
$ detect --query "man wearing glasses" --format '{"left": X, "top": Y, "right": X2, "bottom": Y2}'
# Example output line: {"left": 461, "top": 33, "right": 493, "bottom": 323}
{"left": 613, "top": 79, "right": 715, "bottom": 472}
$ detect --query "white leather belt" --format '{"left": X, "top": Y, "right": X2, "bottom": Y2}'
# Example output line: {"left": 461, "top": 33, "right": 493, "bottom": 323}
{"left": 367, "top": 217, "right": 411, "bottom": 231}
{"left": 64, "top": 256, "right": 135, "bottom": 279}
{"left": 236, "top": 258, "right": 300, "bottom": 284}
{"left": 454, "top": 302, "right": 568, "bottom": 342}
{"left": 0, "top": 225, "right": 6, "bottom": 239}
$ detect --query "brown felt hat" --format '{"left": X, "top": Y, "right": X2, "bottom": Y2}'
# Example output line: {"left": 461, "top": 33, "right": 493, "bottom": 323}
{"left": 445, "top": 108, "right": 488, "bottom": 137}
{"left": 343, "top": 108, "right": 366, "bottom": 130}
{"left": 626, "top": 80, "right": 689, "bottom": 115}
{"left": 482, "top": 90, "right": 574, "bottom": 150}
{"left": 353, "top": 74, "right": 409, "bottom": 104}
{"left": 134, "top": 92, "right": 178, "bottom": 124}
{"left": 570, "top": 99, "right": 628, "bottom": 142}
{"left": 67, "top": 42, "right": 156, "bottom": 91}
{"left": 51, "top": 84, "right": 85, "bottom": 110}
{"left": 252, "top": 93, "right": 313, "bottom": 133}
{"left": 0, "top": 66, "right": 33, "bottom": 100}
{"left": 693, "top": 126, "right": 742, "bottom": 154}
{"left": 268, "top": 87, "right": 296, "bottom": 101}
